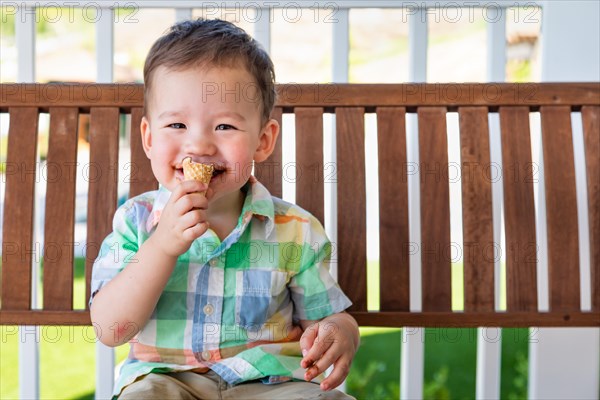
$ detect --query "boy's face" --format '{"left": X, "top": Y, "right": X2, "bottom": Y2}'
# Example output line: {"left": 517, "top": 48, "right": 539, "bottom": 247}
{"left": 141, "top": 65, "right": 278, "bottom": 202}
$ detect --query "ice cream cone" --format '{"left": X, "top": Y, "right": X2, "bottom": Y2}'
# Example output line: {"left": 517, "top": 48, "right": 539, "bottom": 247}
{"left": 182, "top": 157, "right": 214, "bottom": 195}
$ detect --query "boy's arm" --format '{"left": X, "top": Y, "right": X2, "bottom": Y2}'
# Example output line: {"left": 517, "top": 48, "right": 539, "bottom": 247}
{"left": 90, "top": 236, "right": 179, "bottom": 346}
{"left": 90, "top": 181, "right": 209, "bottom": 347}
{"left": 299, "top": 312, "right": 360, "bottom": 391}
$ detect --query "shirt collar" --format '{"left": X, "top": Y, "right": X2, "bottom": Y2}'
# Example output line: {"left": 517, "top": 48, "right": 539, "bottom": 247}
{"left": 145, "top": 176, "right": 275, "bottom": 236}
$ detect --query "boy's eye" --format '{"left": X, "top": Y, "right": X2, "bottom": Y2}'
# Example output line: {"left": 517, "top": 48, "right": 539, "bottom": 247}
{"left": 216, "top": 124, "right": 235, "bottom": 131}
{"left": 168, "top": 123, "right": 186, "bottom": 129}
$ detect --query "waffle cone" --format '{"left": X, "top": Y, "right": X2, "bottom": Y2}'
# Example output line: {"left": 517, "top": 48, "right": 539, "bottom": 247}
{"left": 182, "top": 157, "right": 214, "bottom": 194}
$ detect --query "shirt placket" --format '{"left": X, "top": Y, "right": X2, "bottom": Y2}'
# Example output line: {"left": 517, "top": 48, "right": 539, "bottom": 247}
{"left": 197, "top": 234, "right": 251, "bottom": 360}
{"left": 191, "top": 208, "right": 255, "bottom": 363}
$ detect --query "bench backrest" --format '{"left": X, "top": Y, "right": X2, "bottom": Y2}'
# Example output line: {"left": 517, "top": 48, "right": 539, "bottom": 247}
{"left": 1, "top": 83, "right": 599, "bottom": 327}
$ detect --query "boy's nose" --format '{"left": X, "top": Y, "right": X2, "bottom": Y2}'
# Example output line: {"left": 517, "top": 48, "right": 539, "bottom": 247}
{"left": 184, "top": 130, "right": 216, "bottom": 155}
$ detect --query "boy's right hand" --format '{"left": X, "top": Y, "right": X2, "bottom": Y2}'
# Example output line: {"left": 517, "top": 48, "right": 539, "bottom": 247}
{"left": 151, "top": 180, "right": 211, "bottom": 257}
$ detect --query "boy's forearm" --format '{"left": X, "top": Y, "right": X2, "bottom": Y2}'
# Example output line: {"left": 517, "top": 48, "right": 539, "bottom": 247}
{"left": 90, "top": 235, "right": 178, "bottom": 346}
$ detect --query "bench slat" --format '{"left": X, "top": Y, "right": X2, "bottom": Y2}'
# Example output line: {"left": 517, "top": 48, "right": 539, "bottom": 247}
{"left": 336, "top": 107, "right": 367, "bottom": 311}
{"left": 418, "top": 107, "right": 452, "bottom": 312}
{"left": 582, "top": 106, "right": 600, "bottom": 312}
{"left": 541, "top": 106, "right": 581, "bottom": 311}
{"left": 0, "top": 310, "right": 92, "bottom": 325}
{"left": 499, "top": 107, "right": 538, "bottom": 311}
{"left": 295, "top": 107, "right": 324, "bottom": 224}
{"left": 255, "top": 107, "right": 283, "bottom": 198}
{"left": 85, "top": 108, "right": 120, "bottom": 307}
{"left": 1, "top": 107, "right": 39, "bottom": 310}
{"left": 348, "top": 311, "right": 600, "bottom": 327}
{"left": 43, "top": 107, "right": 79, "bottom": 311}
{"left": 3, "top": 83, "right": 599, "bottom": 108}
{"left": 129, "top": 107, "right": 157, "bottom": 198}
{"left": 376, "top": 107, "right": 410, "bottom": 311}
{"left": 459, "top": 107, "right": 495, "bottom": 312}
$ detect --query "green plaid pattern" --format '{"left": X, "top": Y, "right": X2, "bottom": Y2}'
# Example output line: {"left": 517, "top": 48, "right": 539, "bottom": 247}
{"left": 90, "top": 177, "right": 351, "bottom": 396}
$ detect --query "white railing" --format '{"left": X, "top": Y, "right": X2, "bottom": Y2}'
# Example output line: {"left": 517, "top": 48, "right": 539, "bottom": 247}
{"left": 5, "top": 1, "right": 599, "bottom": 399}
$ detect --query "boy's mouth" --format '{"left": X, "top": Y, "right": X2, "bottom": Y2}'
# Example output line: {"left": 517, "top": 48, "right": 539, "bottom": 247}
{"left": 211, "top": 166, "right": 226, "bottom": 180}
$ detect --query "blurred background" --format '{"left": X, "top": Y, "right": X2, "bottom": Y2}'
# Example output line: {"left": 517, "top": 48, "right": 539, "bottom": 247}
{"left": 0, "top": 7, "right": 541, "bottom": 84}
{"left": 1, "top": 2, "right": 598, "bottom": 400}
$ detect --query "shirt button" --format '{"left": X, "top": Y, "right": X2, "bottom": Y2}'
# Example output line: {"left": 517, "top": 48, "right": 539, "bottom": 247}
{"left": 201, "top": 351, "right": 211, "bottom": 361}
{"left": 203, "top": 304, "right": 214, "bottom": 315}
{"left": 209, "top": 259, "right": 217, "bottom": 267}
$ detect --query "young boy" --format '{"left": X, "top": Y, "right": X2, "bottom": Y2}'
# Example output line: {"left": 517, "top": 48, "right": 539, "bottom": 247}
{"left": 90, "top": 18, "right": 359, "bottom": 399}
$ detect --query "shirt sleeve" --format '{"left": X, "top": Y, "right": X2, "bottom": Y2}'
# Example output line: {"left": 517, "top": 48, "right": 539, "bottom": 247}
{"left": 88, "top": 201, "right": 140, "bottom": 307}
{"left": 288, "top": 215, "right": 352, "bottom": 322}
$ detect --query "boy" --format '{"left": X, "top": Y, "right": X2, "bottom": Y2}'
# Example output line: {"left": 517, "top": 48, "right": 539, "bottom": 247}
{"left": 90, "top": 18, "right": 359, "bottom": 399}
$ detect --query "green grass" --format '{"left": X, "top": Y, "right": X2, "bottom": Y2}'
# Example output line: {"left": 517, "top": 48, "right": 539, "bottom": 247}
{"left": 1, "top": 259, "right": 528, "bottom": 399}
{"left": 349, "top": 328, "right": 529, "bottom": 399}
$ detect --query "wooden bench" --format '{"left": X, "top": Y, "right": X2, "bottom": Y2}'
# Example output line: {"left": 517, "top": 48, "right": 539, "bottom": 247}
{"left": 1, "top": 82, "right": 598, "bottom": 325}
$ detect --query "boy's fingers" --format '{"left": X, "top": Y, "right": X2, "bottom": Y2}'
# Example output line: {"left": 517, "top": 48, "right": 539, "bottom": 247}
{"left": 180, "top": 209, "right": 205, "bottom": 228}
{"left": 175, "top": 193, "right": 208, "bottom": 215}
{"left": 320, "top": 357, "right": 352, "bottom": 391}
{"left": 182, "top": 222, "right": 209, "bottom": 241}
{"left": 303, "top": 346, "right": 336, "bottom": 381}
{"left": 300, "top": 323, "right": 317, "bottom": 348}
{"left": 167, "top": 181, "right": 208, "bottom": 213}
{"left": 304, "top": 339, "right": 325, "bottom": 367}
{"left": 173, "top": 180, "right": 209, "bottom": 199}
{"left": 299, "top": 324, "right": 318, "bottom": 368}
{"left": 189, "top": 192, "right": 209, "bottom": 209}
{"left": 182, "top": 179, "right": 209, "bottom": 193}
{"left": 303, "top": 325, "right": 336, "bottom": 368}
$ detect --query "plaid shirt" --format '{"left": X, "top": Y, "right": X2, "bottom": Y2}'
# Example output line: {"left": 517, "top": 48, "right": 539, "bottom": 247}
{"left": 90, "top": 176, "right": 351, "bottom": 396}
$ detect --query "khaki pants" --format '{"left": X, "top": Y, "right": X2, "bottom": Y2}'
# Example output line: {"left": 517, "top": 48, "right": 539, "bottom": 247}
{"left": 118, "top": 370, "right": 355, "bottom": 400}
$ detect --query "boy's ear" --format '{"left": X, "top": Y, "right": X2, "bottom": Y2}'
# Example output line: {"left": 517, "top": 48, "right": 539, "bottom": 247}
{"left": 140, "top": 116, "right": 152, "bottom": 158}
{"left": 253, "top": 118, "right": 280, "bottom": 163}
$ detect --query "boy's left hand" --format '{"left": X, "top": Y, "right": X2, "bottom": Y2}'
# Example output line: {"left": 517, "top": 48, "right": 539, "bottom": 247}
{"left": 299, "top": 312, "right": 360, "bottom": 391}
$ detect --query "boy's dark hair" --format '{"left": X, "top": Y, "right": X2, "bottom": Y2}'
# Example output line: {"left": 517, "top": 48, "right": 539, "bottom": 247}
{"left": 143, "top": 18, "right": 276, "bottom": 123}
